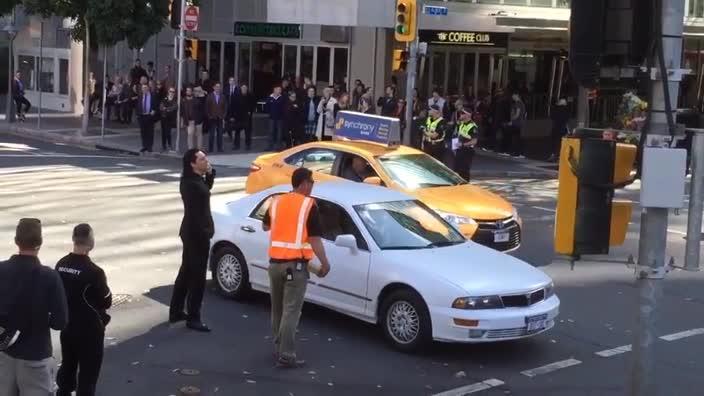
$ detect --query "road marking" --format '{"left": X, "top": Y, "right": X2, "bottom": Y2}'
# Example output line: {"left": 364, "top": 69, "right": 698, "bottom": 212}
{"left": 521, "top": 358, "right": 581, "bottom": 378}
{"left": 660, "top": 328, "right": 704, "bottom": 341}
{"left": 667, "top": 229, "right": 687, "bottom": 236}
{"left": 595, "top": 344, "right": 632, "bottom": 357}
{"left": 0, "top": 154, "right": 126, "bottom": 159}
{"left": 532, "top": 206, "right": 556, "bottom": 213}
{"left": 432, "top": 379, "right": 505, "bottom": 395}
{"left": 165, "top": 173, "right": 181, "bottom": 178}
{"left": 117, "top": 163, "right": 137, "bottom": 168}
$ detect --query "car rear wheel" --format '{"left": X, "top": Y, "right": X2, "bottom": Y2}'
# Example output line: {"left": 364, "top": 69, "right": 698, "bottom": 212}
{"left": 380, "top": 289, "right": 432, "bottom": 352}
{"left": 212, "top": 246, "right": 250, "bottom": 300}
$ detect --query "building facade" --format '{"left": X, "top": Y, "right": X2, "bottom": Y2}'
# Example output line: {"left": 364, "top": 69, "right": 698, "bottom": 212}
{"left": 4, "top": 0, "right": 704, "bottom": 114}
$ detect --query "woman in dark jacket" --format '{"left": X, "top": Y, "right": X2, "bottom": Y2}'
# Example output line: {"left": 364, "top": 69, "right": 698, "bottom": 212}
{"left": 159, "top": 87, "right": 178, "bottom": 152}
{"left": 230, "top": 84, "right": 257, "bottom": 150}
{"left": 284, "top": 91, "right": 306, "bottom": 148}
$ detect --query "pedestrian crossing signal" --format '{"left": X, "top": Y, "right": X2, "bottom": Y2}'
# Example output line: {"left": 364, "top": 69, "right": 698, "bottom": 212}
{"left": 392, "top": 49, "right": 409, "bottom": 71}
{"left": 395, "top": 0, "right": 417, "bottom": 42}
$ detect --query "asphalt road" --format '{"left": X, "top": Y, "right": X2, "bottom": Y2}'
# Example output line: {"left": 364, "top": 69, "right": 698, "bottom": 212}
{"left": 0, "top": 133, "right": 702, "bottom": 396}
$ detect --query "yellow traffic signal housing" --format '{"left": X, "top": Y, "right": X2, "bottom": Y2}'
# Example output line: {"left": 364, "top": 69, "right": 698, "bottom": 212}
{"left": 554, "top": 136, "right": 637, "bottom": 257}
{"left": 395, "top": 0, "right": 417, "bottom": 42}
{"left": 392, "top": 49, "right": 408, "bottom": 71}
{"left": 184, "top": 38, "right": 198, "bottom": 61}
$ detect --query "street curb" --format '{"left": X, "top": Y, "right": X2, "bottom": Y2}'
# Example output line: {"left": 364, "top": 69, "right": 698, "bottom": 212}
{"left": 3, "top": 123, "right": 99, "bottom": 152}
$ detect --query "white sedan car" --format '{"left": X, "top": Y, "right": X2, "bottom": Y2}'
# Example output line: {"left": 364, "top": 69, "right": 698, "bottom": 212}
{"left": 209, "top": 181, "right": 559, "bottom": 351}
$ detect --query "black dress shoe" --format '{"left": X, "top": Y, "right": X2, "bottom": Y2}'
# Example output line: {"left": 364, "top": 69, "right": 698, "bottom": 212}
{"left": 186, "top": 321, "right": 212, "bottom": 332}
{"left": 169, "top": 312, "right": 187, "bottom": 323}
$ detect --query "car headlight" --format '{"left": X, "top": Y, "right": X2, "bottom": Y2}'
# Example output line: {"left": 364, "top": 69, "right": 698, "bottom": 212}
{"left": 544, "top": 282, "right": 555, "bottom": 298}
{"left": 435, "top": 210, "right": 477, "bottom": 226}
{"left": 452, "top": 295, "right": 504, "bottom": 310}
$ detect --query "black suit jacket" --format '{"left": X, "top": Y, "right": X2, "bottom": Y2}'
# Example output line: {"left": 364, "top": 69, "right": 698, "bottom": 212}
{"left": 136, "top": 93, "right": 157, "bottom": 118}
{"left": 179, "top": 170, "right": 216, "bottom": 241}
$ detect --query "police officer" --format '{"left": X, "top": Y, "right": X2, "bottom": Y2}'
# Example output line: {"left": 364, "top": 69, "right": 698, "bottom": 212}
{"left": 55, "top": 224, "right": 112, "bottom": 396}
{"left": 454, "top": 107, "right": 479, "bottom": 181}
{"left": 421, "top": 104, "right": 448, "bottom": 162}
{"left": 262, "top": 167, "right": 331, "bottom": 368}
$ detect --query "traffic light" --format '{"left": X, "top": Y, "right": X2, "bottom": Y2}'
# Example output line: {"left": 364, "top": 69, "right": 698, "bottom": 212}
{"left": 394, "top": 0, "right": 417, "bottom": 42}
{"left": 184, "top": 38, "right": 198, "bottom": 61}
{"left": 554, "top": 133, "right": 637, "bottom": 258}
{"left": 392, "top": 49, "right": 408, "bottom": 71}
{"left": 170, "top": 0, "right": 181, "bottom": 30}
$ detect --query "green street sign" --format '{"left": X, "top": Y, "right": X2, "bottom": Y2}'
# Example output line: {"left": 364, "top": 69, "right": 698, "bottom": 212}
{"left": 234, "top": 22, "right": 301, "bottom": 39}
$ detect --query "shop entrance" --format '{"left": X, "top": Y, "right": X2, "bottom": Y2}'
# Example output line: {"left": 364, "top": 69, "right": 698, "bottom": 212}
{"left": 422, "top": 48, "right": 507, "bottom": 99}
{"left": 252, "top": 42, "right": 282, "bottom": 99}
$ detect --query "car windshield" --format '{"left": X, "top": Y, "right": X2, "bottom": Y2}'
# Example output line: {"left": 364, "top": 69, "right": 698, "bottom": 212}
{"left": 354, "top": 200, "right": 465, "bottom": 250}
{"left": 377, "top": 154, "right": 467, "bottom": 189}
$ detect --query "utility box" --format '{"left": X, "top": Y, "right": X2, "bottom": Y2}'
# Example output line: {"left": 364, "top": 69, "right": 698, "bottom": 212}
{"left": 640, "top": 147, "right": 687, "bottom": 208}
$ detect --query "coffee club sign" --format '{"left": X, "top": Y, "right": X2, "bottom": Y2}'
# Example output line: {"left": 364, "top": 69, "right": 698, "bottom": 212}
{"left": 419, "top": 30, "right": 509, "bottom": 47}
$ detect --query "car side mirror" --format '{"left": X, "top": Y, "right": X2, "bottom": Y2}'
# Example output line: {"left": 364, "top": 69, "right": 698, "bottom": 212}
{"left": 363, "top": 176, "right": 382, "bottom": 186}
{"left": 334, "top": 234, "right": 357, "bottom": 250}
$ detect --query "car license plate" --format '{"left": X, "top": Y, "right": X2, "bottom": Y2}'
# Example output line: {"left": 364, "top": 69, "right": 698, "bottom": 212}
{"left": 494, "top": 231, "right": 510, "bottom": 243}
{"left": 526, "top": 313, "right": 548, "bottom": 333}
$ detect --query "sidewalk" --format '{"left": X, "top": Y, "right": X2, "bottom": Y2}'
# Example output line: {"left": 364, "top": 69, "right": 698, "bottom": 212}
{"left": 0, "top": 115, "right": 558, "bottom": 178}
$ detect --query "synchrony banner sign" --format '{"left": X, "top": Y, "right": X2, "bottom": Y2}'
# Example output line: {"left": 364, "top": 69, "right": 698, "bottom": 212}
{"left": 333, "top": 111, "right": 401, "bottom": 146}
{"left": 419, "top": 30, "right": 509, "bottom": 47}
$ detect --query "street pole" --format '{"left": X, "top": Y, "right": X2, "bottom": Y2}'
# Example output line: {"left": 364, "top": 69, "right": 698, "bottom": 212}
{"left": 5, "top": 8, "right": 16, "bottom": 123}
{"left": 631, "top": 0, "right": 685, "bottom": 395}
{"left": 101, "top": 46, "right": 107, "bottom": 141}
{"left": 684, "top": 128, "right": 704, "bottom": 271}
{"left": 37, "top": 20, "right": 43, "bottom": 130}
{"left": 403, "top": 0, "right": 421, "bottom": 147}
{"left": 174, "top": 0, "right": 187, "bottom": 154}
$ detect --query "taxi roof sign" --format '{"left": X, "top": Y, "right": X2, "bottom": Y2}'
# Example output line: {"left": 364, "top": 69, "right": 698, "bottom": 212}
{"left": 333, "top": 111, "right": 401, "bottom": 147}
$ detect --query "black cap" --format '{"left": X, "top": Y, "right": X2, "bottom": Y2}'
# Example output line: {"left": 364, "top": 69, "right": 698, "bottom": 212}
{"left": 429, "top": 104, "right": 441, "bottom": 111}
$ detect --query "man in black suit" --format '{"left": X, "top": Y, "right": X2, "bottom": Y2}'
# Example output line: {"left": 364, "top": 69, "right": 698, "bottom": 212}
{"left": 169, "top": 149, "right": 215, "bottom": 332}
{"left": 136, "top": 83, "right": 157, "bottom": 153}
{"left": 224, "top": 77, "right": 240, "bottom": 140}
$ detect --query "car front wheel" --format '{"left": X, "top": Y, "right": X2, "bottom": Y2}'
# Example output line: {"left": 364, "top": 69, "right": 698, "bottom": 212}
{"left": 380, "top": 289, "right": 432, "bottom": 352}
{"left": 211, "top": 245, "right": 250, "bottom": 300}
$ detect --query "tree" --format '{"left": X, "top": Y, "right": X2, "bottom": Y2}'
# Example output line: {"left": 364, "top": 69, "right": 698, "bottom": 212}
{"left": 23, "top": 0, "right": 169, "bottom": 134}
{"left": 0, "top": 0, "right": 22, "bottom": 16}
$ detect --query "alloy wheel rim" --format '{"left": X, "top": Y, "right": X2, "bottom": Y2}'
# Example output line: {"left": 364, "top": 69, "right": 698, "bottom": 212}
{"left": 387, "top": 300, "right": 420, "bottom": 344}
{"left": 217, "top": 254, "right": 242, "bottom": 292}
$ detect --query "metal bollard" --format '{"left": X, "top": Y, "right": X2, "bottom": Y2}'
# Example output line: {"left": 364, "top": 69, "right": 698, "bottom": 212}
{"left": 685, "top": 129, "right": 704, "bottom": 271}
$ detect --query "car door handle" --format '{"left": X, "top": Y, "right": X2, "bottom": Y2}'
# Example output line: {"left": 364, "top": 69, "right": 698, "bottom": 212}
{"left": 240, "top": 225, "right": 256, "bottom": 233}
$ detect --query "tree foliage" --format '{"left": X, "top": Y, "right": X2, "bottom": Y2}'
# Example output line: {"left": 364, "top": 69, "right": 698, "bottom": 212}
{"left": 0, "top": 0, "right": 23, "bottom": 17}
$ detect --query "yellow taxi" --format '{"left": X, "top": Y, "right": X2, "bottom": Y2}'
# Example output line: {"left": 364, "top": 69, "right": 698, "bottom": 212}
{"left": 245, "top": 140, "right": 522, "bottom": 252}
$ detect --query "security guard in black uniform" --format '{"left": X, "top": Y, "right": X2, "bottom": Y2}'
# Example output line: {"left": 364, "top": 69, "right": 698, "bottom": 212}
{"left": 454, "top": 107, "right": 479, "bottom": 181}
{"left": 55, "top": 224, "right": 112, "bottom": 396}
{"left": 421, "top": 104, "right": 449, "bottom": 162}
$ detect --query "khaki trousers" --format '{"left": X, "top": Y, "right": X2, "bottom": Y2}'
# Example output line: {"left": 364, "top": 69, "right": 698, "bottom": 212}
{"left": 0, "top": 352, "right": 57, "bottom": 396}
{"left": 268, "top": 261, "right": 308, "bottom": 360}
{"left": 187, "top": 121, "right": 203, "bottom": 150}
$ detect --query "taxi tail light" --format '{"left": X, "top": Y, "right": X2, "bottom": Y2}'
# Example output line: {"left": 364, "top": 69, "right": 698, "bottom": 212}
{"left": 249, "top": 163, "right": 262, "bottom": 173}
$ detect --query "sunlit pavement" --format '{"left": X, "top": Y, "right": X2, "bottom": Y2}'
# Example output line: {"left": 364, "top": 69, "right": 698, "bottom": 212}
{"left": 0, "top": 133, "right": 702, "bottom": 396}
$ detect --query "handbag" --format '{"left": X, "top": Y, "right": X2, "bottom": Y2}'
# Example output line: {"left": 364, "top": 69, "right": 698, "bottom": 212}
{"left": 0, "top": 265, "right": 39, "bottom": 351}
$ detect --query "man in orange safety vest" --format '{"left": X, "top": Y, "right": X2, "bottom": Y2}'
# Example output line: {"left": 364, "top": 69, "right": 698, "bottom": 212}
{"left": 262, "top": 167, "right": 330, "bottom": 368}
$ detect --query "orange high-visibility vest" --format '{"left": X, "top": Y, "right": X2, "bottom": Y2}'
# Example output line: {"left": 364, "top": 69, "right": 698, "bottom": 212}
{"left": 268, "top": 192, "right": 315, "bottom": 261}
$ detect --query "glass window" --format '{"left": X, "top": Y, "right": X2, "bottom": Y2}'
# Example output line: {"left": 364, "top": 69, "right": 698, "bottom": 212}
{"left": 39, "top": 57, "right": 54, "bottom": 93}
{"left": 249, "top": 193, "right": 282, "bottom": 220}
{"left": 18, "top": 55, "right": 35, "bottom": 91}
{"left": 430, "top": 51, "right": 445, "bottom": 95}
{"left": 354, "top": 200, "right": 464, "bottom": 250}
{"left": 224, "top": 42, "right": 236, "bottom": 84}
{"left": 316, "top": 47, "right": 331, "bottom": 88}
{"left": 557, "top": 0, "right": 570, "bottom": 7}
{"left": 692, "top": 0, "right": 704, "bottom": 17}
{"left": 196, "top": 40, "right": 207, "bottom": 81}
{"left": 209, "top": 41, "right": 222, "bottom": 83}
{"left": 477, "top": 54, "right": 491, "bottom": 97}
{"left": 447, "top": 52, "right": 461, "bottom": 96}
{"left": 463, "top": 53, "right": 476, "bottom": 97}
{"left": 238, "top": 42, "right": 251, "bottom": 87}
{"left": 377, "top": 154, "right": 466, "bottom": 189}
{"left": 59, "top": 59, "right": 68, "bottom": 95}
{"left": 503, "top": 0, "right": 528, "bottom": 5}
{"left": 317, "top": 200, "right": 369, "bottom": 250}
{"left": 333, "top": 47, "right": 348, "bottom": 92}
{"left": 301, "top": 46, "right": 314, "bottom": 82}
{"left": 284, "top": 148, "right": 339, "bottom": 174}
{"left": 283, "top": 45, "right": 297, "bottom": 80}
